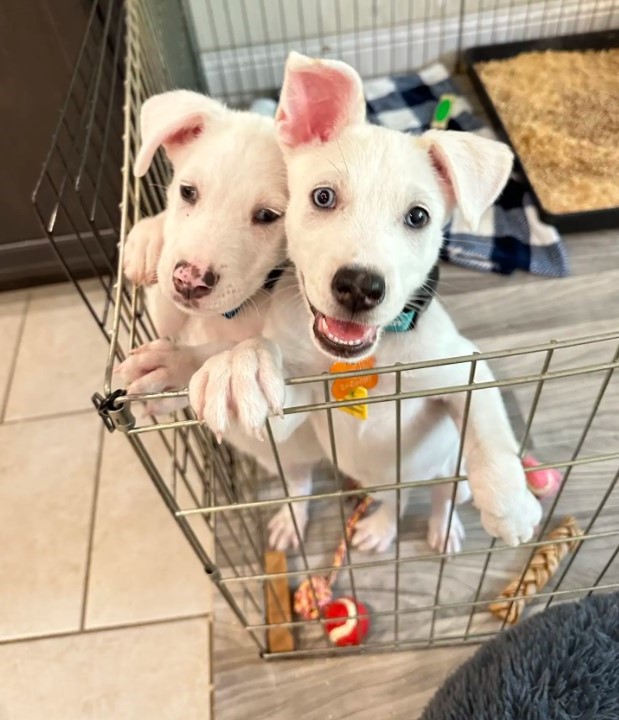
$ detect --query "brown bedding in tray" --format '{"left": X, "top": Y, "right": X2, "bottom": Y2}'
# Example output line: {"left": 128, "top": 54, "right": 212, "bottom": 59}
{"left": 475, "top": 49, "right": 619, "bottom": 215}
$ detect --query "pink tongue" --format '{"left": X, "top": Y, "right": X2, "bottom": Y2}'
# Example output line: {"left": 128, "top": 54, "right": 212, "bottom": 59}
{"left": 323, "top": 315, "right": 371, "bottom": 342}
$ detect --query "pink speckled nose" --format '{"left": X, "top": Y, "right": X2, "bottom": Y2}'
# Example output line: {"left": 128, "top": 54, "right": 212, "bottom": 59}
{"left": 172, "top": 261, "right": 219, "bottom": 301}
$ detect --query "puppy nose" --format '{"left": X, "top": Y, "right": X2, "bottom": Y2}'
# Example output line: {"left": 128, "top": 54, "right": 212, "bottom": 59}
{"left": 331, "top": 266, "right": 385, "bottom": 313}
{"left": 172, "top": 261, "right": 220, "bottom": 301}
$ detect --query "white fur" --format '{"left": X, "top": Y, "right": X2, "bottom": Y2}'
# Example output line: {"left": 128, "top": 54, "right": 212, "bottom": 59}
{"left": 198, "top": 54, "right": 542, "bottom": 553}
{"left": 117, "top": 90, "right": 323, "bottom": 549}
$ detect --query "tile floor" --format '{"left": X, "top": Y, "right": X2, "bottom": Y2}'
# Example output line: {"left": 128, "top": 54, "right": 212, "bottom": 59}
{"left": 0, "top": 284, "right": 213, "bottom": 719}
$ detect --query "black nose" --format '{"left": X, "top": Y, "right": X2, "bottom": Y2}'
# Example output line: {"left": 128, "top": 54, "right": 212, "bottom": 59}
{"left": 331, "top": 266, "right": 386, "bottom": 313}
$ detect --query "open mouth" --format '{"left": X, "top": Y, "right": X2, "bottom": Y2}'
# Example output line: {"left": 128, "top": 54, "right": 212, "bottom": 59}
{"left": 310, "top": 305, "right": 379, "bottom": 359}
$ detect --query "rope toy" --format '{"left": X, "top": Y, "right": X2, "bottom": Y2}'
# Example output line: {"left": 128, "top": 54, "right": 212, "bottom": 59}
{"left": 293, "top": 494, "right": 373, "bottom": 621}
{"left": 489, "top": 515, "right": 583, "bottom": 625}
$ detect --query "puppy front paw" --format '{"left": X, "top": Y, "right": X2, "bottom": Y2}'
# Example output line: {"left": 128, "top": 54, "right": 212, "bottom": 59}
{"left": 123, "top": 216, "right": 164, "bottom": 285}
{"left": 188, "top": 337, "right": 285, "bottom": 441}
{"left": 268, "top": 503, "right": 309, "bottom": 551}
{"left": 471, "top": 452, "right": 542, "bottom": 545}
{"left": 352, "top": 503, "right": 397, "bottom": 553}
{"left": 115, "top": 338, "right": 196, "bottom": 415}
{"left": 480, "top": 490, "right": 542, "bottom": 546}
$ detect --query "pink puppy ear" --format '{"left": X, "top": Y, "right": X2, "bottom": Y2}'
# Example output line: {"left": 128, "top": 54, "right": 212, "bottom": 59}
{"left": 422, "top": 130, "right": 514, "bottom": 230}
{"left": 276, "top": 51, "right": 366, "bottom": 149}
{"left": 134, "top": 90, "right": 227, "bottom": 177}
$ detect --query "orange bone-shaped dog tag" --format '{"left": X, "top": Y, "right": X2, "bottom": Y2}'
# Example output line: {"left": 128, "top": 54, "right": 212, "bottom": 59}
{"left": 330, "top": 357, "right": 378, "bottom": 420}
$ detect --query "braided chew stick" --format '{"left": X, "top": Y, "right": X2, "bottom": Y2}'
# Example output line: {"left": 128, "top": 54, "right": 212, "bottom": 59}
{"left": 489, "top": 516, "right": 583, "bottom": 625}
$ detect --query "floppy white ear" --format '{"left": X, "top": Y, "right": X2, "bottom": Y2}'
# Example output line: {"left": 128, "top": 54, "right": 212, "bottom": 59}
{"left": 275, "top": 51, "right": 366, "bottom": 149}
{"left": 134, "top": 90, "right": 227, "bottom": 177}
{"left": 422, "top": 130, "right": 514, "bottom": 230}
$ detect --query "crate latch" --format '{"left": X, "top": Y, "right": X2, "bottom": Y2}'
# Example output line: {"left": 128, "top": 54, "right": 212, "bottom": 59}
{"left": 92, "top": 389, "right": 136, "bottom": 433}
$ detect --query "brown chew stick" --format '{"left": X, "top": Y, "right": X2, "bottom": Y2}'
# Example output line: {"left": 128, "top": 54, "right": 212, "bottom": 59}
{"left": 264, "top": 550, "right": 295, "bottom": 653}
{"left": 488, "top": 516, "right": 583, "bottom": 625}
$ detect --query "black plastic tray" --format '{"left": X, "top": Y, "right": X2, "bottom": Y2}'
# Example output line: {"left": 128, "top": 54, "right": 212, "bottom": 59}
{"left": 465, "top": 30, "right": 619, "bottom": 233}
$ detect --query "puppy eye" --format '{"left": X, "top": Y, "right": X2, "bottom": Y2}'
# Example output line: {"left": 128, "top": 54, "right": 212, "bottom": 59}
{"left": 405, "top": 206, "right": 430, "bottom": 229}
{"left": 180, "top": 184, "right": 198, "bottom": 204}
{"left": 253, "top": 208, "right": 282, "bottom": 224}
{"left": 312, "top": 187, "right": 336, "bottom": 209}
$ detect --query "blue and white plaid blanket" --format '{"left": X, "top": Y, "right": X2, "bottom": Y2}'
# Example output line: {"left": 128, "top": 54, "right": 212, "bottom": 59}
{"left": 364, "top": 64, "right": 569, "bottom": 277}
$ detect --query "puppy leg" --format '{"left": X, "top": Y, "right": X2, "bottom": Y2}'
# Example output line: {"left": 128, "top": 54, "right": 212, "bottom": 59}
{"left": 352, "top": 491, "right": 398, "bottom": 554}
{"left": 441, "top": 342, "right": 542, "bottom": 546}
{"left": 268, "top": 466, "right": 312, "bottom": 551}
{"left": 427, "top": 481, "right": 470, "bottom": 555}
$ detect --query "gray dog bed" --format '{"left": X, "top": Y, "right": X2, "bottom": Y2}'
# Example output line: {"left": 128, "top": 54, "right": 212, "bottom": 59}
{"left": 422, "top": 592, "right": 619, "bottom": 719}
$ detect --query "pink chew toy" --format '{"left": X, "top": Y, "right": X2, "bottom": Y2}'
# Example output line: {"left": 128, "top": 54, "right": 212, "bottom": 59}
{"left": 523, "top": 455, "right": 563, "bottom": 498}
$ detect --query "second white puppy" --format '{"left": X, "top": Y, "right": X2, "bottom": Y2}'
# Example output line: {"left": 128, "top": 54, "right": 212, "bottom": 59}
{"left": 189, "top": 53, "right": 542, "bottom": 554}
{"left": 118, "top": 90, "right": 322, "bottom": 550}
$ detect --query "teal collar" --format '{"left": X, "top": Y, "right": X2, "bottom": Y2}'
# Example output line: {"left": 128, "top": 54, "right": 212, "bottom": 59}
{"left": 222, "top": 262, "right": 289, "bottom": 319}
{"left": 385, "top": 264, "right": 439, "bottom": 333}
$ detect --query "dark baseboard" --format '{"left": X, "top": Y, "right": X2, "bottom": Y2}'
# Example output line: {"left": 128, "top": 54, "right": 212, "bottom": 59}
{"left": 0, "top": 230, "right": 118, "bottom": 292}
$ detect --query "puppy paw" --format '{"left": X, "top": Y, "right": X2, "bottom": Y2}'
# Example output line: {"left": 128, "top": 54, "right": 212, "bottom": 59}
{"left": 188, "top": 337, "right": 285, "bottom": 440}
{"left": 470, "top": 452, "right": 543, "bottom": 546}
{"left": 123, "top": 216, "right": 164, "bottom": 285}
{"left": 352, "top": 503, "right": 397, "bottom": 553}
{"left": 480, "top": 490, "right": 542, "bottom": 546}
{"left": 115, "top": 338, "right": 198, "bottom": 414}
{"left": 268, "top": 503, "right": 308, "bottom": 551}
{"left": 427, "top": 508, "right": 465, "bottom": 555}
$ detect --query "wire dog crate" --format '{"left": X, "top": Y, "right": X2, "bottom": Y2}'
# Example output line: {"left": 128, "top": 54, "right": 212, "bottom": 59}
{"left": 33, "top": 0, "right": 619, "bottom": 660}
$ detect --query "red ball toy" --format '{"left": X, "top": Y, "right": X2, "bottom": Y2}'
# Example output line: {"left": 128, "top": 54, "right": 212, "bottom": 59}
{"left": 324, "top": 597, "right": 370, "bottom": 646}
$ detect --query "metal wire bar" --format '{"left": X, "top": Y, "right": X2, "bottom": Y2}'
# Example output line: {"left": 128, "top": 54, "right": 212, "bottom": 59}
{"left": 259, "top": 0, "right": 278, "bottom": 90}
{"left": 393, "top": 368, "right": 403, "bottom": 643}
{"left": 75, "top": 3, "right": 117, "bottom": 191}
{"left": 204, "top": 0, "right": 231, "bottom": 98}
{"left": 589, "top": 547, "right": 619, "bottom": 594}
{"left": 219, "top": 528, "right": 619, "bottom": 586}
{"left": 252, "top": 581, "right": 619, "bottom": 634}
{"left": 44, "top": 26, "right": 123, "bottom": 243}
{"left": 297, "top": 0, "right": 308, "bottom": 55}
{"left": 407, "top": 0, "right": 414, "bottom": 69}
{"left": 238, "top": 0, "right": 260, "bottom": 95}
{"left": 176, "top": 450, "right": 619, "bottom": 518}
{"left": 429, "top": 357, "right": 476, "bottom": 642}
{"left": 222, "top": 1, "right": 247, "bottom": 98}
{"left": 89, "top": 8, "right": 125, "bottom": 221}
{"left": 120, "top": 352, "right": 619, "bottom": 431}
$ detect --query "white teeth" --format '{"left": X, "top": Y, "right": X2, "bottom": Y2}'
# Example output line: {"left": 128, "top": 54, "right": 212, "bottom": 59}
{"left": 326, "top": 331, "right": 363, "bottom": 346}
{"left": 318, "top": 316, "right": 366, "bottom": 346}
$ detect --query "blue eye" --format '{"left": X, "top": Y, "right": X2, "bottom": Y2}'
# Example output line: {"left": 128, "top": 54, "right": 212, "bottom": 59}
{"left": 405, "top": 206, "right": 430, "bottom": 229}
{"left": 312, "top": 187, "right": 336, "bottom": 209}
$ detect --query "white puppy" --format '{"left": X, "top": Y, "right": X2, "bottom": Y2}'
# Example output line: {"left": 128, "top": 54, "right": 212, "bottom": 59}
{"left": 118, "top": 90, "right": 323, "bottom": 550}
{"left": 191, "top": 53, "right": 542, "bottom": 554}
